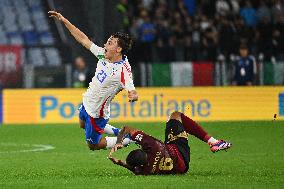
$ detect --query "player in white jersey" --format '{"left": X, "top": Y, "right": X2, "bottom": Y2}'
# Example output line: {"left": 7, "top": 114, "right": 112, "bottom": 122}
{"left": 48, "top": 11, "right": 138, "bottom": 150}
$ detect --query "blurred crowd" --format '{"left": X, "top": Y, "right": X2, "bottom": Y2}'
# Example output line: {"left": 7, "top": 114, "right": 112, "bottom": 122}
{"left": 117, "top": 0, "right": 284, "bottom": 62}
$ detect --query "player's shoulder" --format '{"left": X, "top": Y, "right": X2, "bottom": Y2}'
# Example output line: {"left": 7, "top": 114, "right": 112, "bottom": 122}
{"left": 131, "top": 130, "right": 145, "bottom": 142}
{"left": 122, "top": 56, "right": 132, "bottom": 72}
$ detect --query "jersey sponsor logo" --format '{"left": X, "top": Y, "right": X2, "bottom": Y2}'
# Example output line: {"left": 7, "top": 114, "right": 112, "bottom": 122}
{"left": 97, "top": 70, "right": 107, "bottom": 83}
{"left": 152, "top": 151, "right": 162, "bottom": 173}
{"left": 167, "top": 130, "right": 189, "bottom": 142}
{"left": 279, "top": 93, "right": 284, "bottom": 116}
{"left": 135, "top": 133, "right": 143, "bottom": 141}
{"left": 102, "top": 61, "right": 106, "bottom": 66}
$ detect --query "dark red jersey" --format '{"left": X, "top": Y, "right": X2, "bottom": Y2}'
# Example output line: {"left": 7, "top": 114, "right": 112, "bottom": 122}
{"left": 130, "top": 131, "right": 187, "bottom": 175}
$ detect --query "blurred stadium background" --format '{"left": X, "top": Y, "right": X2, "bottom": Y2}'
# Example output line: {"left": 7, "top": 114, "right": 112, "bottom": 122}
{"left": 0, "top": 0, "right": 284, "bottom": 188}
{"left": 0, "top": 0, "right": 283, "bottom": 89}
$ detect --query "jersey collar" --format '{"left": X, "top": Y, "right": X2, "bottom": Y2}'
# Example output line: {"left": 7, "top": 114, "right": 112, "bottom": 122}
{"left": 113, "top": 55, "right": 127, "bottom": 65}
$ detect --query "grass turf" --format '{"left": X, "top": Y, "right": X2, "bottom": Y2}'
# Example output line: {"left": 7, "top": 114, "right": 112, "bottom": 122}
{"left": 0, "top": 121, "right": 284, "bottom": 189}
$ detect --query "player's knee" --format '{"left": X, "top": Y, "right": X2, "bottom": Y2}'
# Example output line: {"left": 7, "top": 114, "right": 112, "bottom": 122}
{"left": 87, "top": 142, "right": 103, "bottom": 151}
{"left": 170, "top": 111, "right": 182, "bottom": 121}
{"left": 87, "top": 142, "right": 94, "bottom": 151}
{"left": 87, "top": 142, "right": 98, "bottom": 151}
{"left": 79, "top": 119, "right": 85, "bottom": 129}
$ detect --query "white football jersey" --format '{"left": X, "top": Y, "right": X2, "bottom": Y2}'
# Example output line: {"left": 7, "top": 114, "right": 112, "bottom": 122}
{"left": 82, "top": 43, "right": 135, "bottom": 119}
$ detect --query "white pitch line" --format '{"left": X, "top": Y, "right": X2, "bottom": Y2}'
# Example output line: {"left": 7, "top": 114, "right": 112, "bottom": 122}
{"left": 0, "top": 143, "right": 55, "bottom": 154}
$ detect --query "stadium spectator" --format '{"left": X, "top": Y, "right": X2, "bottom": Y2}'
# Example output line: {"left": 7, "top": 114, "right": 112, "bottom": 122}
{"left": 272, "top": 26, "right": 284, "bottom": 60}
{"left": 72, "top": 56, "right": 90, "bottom": 88}
{"left": 183, "top": 0, "right": 196, "bottom": 16}
{"left": 116, "top": 0, "right": 129, "bottom": 32}
{"left": 271, "top": 0, "right": 284, "bottom": 24}
{"left": 137, "top": 11, "right": 156, "bottom": 62}
{"left": 240, "top": 1, "right": 257, "bottom": 27}
{"left": 232, "top": 44, "right": 256, "bottom": 86}
{"left": 215, "top": 0, "right": 231, "bottom": 16}
{"left": 257, "top": 0, "right": 271, "bottom": 23}
{"left": 217, "top": 16, "right": 236, "bottom": 56}
{"left": 126, "top": 0, "right": 284, "bottom": 63}
{"left": 256, "top": 16, "right": 273, "bottom": 60}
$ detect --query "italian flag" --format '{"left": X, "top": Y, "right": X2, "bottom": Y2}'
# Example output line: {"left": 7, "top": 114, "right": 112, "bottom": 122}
{"left": 139, "top": 62, "right": 214, "bottom": 86}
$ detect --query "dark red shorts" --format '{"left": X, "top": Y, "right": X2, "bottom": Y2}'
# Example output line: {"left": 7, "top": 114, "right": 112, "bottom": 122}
{"left": 167, "top": 144, "right": 187, "bottom": 173}
{"left": 165, "top": 119, "right": 190, "bottom": 172}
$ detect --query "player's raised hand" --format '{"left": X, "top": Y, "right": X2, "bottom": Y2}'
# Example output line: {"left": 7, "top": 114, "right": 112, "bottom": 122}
{"left": 128, "top": 90, "right": 138, "bottom": 102}
{"left": 48, "top": 11, "right": 65, "bottom": 21}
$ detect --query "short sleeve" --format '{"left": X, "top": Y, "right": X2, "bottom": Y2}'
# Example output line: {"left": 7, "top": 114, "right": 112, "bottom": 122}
{"left": 121, "top": 62, "right": 135, "bottom": 91}
{"left": 90, "top": 43, "right": 105, "bottom": 59}
{"left": 131, "top": 131, "right": 158, "bottom": 152}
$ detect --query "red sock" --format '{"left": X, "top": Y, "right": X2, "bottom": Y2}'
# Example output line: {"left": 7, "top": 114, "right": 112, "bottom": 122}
{"left": 180, "top": 113, "right": 211, "bottom": 142}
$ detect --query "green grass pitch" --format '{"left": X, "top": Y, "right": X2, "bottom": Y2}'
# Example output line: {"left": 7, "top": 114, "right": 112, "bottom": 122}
{"left": 0, "top": 121, "right": 284, "bottom": 189}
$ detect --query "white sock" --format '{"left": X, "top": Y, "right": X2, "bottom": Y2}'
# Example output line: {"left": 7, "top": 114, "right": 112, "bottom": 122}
{"left": 105, "top": 137, "right": 133, "bottom": 149}
{"left": 207, "top": 137, "right": 218, "bottom": 144}
{"left": 104, "top": 124, "right": 120, "bottom": 136}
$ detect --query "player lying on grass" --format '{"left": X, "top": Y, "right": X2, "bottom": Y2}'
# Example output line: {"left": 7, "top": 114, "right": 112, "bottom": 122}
{"left": 48, "top": 11, "right": 138, "bottom": 150}
{"left": 108, "top": 111, "right": 232, "bottom": 175}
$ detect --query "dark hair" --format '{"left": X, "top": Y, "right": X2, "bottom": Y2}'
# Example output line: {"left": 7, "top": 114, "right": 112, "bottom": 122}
{"left": 112, "top": 32, "right": 133, "bottom": 55}
{"left": 126, "top": 149, "right": 147, "bottom": 168}
{"left": 239, "top": 44, "right": 248, "bottom": 50}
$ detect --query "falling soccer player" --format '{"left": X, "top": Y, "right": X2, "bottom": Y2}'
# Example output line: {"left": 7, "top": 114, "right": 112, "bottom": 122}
{"left": 48, "top": 11, "right": 138, "bottom": 150}
{"left": 108, "top": 111, "right": 232, "bottom": 175}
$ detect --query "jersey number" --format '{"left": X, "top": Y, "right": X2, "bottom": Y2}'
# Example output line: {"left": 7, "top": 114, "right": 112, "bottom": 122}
{"left": 97, "top": 70, "right": 107, "bottom": 83}
{"left": 159, "top": 157, "right": 173, "bottom": 171}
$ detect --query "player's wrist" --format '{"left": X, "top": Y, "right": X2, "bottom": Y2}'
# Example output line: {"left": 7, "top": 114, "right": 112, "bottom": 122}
{"left": 61, "top": 17, "right": 67, "bottom": 23}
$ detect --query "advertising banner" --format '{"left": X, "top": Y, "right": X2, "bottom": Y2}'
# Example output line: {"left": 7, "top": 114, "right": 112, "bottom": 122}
{"left": 0, "top": 45, "right": 22, "bottom": 87}
{"left": 3, "top": 87, "right": 284, "bottom": 124}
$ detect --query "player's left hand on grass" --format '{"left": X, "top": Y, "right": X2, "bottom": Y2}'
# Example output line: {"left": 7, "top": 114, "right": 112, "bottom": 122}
{"left": 128, "top": 90, "right": 138, "bottom": 102}
{"left": 109, "top": 143, "right": 124, "bottom": 157}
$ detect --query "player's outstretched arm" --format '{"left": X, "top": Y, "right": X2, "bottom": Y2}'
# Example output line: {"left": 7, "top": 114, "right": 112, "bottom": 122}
{"left": 108, "top": 156, "right": 133, "bottom": 171}
{"left": 48, "top": 11, "right": 92, "bottom": 49}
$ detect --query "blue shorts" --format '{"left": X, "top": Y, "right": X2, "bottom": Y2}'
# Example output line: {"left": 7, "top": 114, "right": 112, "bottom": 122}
{"left": 79, "top": 105, "right": 109, "bottom": 144}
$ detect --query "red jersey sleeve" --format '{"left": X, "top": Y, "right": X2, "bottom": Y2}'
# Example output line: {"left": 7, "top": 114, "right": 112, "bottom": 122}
{"left": 131, "top": 131, "right": 159, "bottom": 153}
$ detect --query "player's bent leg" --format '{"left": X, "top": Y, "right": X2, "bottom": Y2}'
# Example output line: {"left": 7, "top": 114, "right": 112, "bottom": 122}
{"left": 87, "top": 137, "right": 107, "bottom": 151}
{"left": 180, "top": 112, "right": 232, "bottom": 153}
{"left": 104, "top": 124, "right": 120, "bottom": 136}
{"left": 79, "top": 118, "right": 85, "bottom": 129}
{"left": 105, "top": 136, "right": 133, "bottom": 148}
{"left": 210, "top": 140, "right": 232, "bottom": 153}
{"left": 169, "top": 111, "right": 182, "bottom": 122}
{"left": 87, "top": 137, "right": 133, "bottom": 150}
{"left": 78, "top": 104, "right": 86, "bottom": 129}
